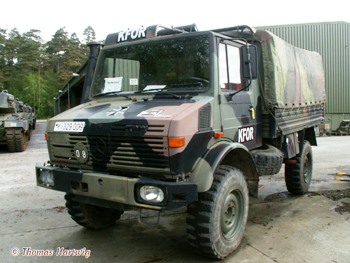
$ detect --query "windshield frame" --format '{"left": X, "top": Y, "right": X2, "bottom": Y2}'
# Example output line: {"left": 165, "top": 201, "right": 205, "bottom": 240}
{"left": 90, "top": 32, "right": 212, "bottom": 99}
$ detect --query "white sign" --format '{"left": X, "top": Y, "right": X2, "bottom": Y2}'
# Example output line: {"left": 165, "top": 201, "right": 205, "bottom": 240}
{"left": 129, "top": 78, "right": 138, "bottom": 85}
{"left": 117, "top": 28, "right": 146, "bottom": 42}
{"left": 103, "top": 77, "right": 123, "bottom": 93}
{"left": 143, "top": 85, "right": 166, "bottom": 91}
{"left": 238, "top": 126, "right": 254, "bottom": 143}
{"left": 54, "top": 122, "right": 85, "bottom": 132}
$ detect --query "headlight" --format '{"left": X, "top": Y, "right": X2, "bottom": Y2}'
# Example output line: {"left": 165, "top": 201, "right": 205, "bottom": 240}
{"left": 139, "top": 186, "right": 164, "bottom": 203}
{"left": 39, "top": 170, "right": 54, "bottom": 186}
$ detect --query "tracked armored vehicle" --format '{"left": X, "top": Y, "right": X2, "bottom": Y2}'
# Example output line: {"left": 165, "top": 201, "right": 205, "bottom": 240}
{"left": 36, "top": 25, "right": 326, "bottom": 259}
{"left": 0, "top": 90, "right": 35, "bottom": 152}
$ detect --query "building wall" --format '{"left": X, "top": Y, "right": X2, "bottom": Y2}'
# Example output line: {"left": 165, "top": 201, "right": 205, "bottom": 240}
{"left": 257, "top": 21, "right": 350, "bottom": 130}
{"left": 53, "top": 61, "right": 87, "bottom": 115}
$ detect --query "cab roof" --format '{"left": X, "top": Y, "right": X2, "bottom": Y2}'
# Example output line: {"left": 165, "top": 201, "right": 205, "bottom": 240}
{"left": 104, "top": 24, "right": 259, "bottom": 46}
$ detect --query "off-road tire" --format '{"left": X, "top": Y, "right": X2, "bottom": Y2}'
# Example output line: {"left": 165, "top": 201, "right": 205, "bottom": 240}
{"left": 285, "top": 140, "right": 313, "bottom": 195}
{"left": 16, "top": 132, "right": 28, "bottom": 151}
{"left": 6, "top": 130, "right": 16, "bottom": 152}
{"left": 251, "top": 144, "right": 283, "bottom": 175}
{"left": 64, "top": 194, "right": 123, "bottom": 230}
{"left": 186, "top": 165, "right": 249, "bottom": 259}
{"left": 27, "top": 129, "right": 32, "bottom": 140}
{"left": 6, "top": 128, "right": 28, "bottom": 152}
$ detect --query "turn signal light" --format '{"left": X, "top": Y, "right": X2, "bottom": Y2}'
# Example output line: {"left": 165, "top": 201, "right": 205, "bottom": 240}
{"left": 45, "top": 132, "right": 49, "bottom": 141}
{"left": 213, "top": 131, "right": 224, "bottom": 139}
{"left": 168, "top": 137, "right": 185, "bottom": 148}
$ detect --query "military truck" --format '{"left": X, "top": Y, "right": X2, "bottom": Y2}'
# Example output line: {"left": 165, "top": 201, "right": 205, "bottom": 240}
{"left": 0, "top": 90, "right": 35, "bottom": 152}
{"left": 36, "top": 25, "right": 326, "bottom": 259}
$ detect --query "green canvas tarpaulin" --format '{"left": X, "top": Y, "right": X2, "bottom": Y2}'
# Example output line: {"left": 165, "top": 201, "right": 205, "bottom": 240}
{"left": 256, "top": 30, "right": 326, "bottom": 109}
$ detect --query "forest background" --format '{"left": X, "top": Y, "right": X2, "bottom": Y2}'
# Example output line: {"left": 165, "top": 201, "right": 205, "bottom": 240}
{"left": 0, "top": 26, "right": 96, "bottom": 118}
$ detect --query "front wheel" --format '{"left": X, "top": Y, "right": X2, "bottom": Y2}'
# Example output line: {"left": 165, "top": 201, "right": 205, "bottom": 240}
{"left": 65, "top": 194, "right": 123, "bottom": 230}
{"left": 186, "top": 165, "right": 249, "bottom": 259}
{"left": 285, "top": 140, "right": 313, "bottom": 195}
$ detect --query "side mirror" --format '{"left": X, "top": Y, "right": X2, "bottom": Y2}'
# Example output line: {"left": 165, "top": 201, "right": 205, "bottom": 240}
{"left": 240, "top": 45, "right": 258, "bottom": 80}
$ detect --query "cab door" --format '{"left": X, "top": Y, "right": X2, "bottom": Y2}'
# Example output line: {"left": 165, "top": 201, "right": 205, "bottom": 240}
{"left": 218, "top": 41, "right": 262, "bottom": 150}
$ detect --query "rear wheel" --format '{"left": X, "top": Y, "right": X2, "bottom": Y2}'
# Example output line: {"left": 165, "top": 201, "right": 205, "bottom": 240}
{"left": 285, "top": 140, "right": 313, "bottom": 195}
{"left": 186, "top": 165, "right": 249, "bottom": 259}
{"left": 65, "top": 194, "right": 124, "bottom": 230}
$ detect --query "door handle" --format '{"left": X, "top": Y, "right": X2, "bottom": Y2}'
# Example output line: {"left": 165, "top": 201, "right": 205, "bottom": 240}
{"left": 249, "top": 107, "right": 255, "bottom": 119}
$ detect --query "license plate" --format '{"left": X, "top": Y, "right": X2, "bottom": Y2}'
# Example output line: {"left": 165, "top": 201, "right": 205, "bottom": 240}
{"left": 54, "top": 121, "right": 85, "bottom": 132}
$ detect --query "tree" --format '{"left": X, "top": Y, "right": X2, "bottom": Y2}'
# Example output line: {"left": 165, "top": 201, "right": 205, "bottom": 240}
{"left": 1, "top": 28, "right": 22, "bottom": 90}
{"left": 0, "top": 25, "right": 96, "bottom": 118}
{"left": 1, "top": 29, "right": 45, "bottom": 104}
{"left": 45, "top": 28, "right": 88, "bottom": 87}
{"left": 66, "top": 33, "right": 88, "bottom": 74}
{"left": 0, "top": 28, "right": 7, "bottom": 88}
{"left": 83, "top": 26, "right": 96, "bottom": 43}
{"left": 18, "top": 30, "right": 43, "bottom": 73}
{"left": 45, "top": 27, "right": 69, "bottom": 80}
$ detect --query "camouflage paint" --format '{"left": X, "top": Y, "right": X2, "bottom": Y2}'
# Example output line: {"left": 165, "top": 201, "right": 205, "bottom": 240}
{"left": 46, "top": 94, "right": 215, "bottom": 179}
{"left": 255, "top": 30, "right": 326, "bottom": 138}
{"left": 37, "top": 25, "right": 326, "bottom": 209}
{"left": 256, "top": 30, "right": 326, "bottom": 108}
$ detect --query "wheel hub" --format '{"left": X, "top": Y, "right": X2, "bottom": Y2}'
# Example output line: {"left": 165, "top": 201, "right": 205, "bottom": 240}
{"left": 221, "top": 191, "right": 242, "bottom": 240}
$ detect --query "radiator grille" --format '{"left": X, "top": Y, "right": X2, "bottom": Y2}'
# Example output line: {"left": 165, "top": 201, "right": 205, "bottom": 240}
{"left": 50, "top": 124, "right": 169, "bottom": 173}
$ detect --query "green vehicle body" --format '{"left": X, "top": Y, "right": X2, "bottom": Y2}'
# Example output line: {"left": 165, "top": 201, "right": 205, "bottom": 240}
{"left": 36, "top": 25, "right": 326, "bottom": 259}
{"left": 0, "top": 90, "right": 35, "bottom": 152}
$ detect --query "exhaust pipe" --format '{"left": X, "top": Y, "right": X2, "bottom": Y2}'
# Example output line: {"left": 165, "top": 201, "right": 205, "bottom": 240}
{"left": 80, "top": 41, "right": 102, "bottom": 104}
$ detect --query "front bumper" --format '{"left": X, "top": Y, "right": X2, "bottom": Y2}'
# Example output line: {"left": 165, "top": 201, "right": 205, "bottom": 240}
{"left": 35, "top": 164, "right": 197, "bottom": 210}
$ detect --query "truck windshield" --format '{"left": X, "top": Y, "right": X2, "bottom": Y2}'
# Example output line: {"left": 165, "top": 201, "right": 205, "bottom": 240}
{"left": 91, "top": 34, "right": 210, "bottom": 97}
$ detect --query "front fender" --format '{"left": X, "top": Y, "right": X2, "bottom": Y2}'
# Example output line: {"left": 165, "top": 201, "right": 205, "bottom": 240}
{"left": 190, "top": 140, "right": 251, "bottom": 192}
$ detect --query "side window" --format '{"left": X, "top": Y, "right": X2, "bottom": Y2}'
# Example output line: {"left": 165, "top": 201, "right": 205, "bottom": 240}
{"left": 219, "top": 43, "right": 242, "bottom": 92}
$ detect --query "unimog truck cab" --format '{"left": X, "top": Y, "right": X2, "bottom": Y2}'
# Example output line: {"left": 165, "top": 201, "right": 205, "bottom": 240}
{"left": 36, "top": 24, "right": 326, "bottom": 259}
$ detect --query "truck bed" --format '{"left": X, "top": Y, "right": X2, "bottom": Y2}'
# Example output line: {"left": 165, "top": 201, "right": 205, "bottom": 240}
{"left": 257, "top": 30, "right": 326, "bottom": 137}
{"left": 256, "top": 30, "right": 326, "bottom": 108}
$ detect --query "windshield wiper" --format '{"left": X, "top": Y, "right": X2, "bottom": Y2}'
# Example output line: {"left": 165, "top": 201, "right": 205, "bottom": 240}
{"left": 140, "top": 88, "right": 189, "bottom": 100}
{"left": 169, "top": 77, "right": 209, "bottom": 89}
{"left": 94, "top": 91, "right": 132, "bottom": 100}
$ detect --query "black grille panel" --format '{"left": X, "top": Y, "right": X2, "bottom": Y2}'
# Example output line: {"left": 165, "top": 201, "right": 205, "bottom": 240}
{"left": 50, "top": 124, "right": 169, "bottom": 173}
{"left": 111, "top": 123, "right": 166, "bottom": 134}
